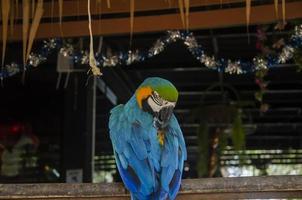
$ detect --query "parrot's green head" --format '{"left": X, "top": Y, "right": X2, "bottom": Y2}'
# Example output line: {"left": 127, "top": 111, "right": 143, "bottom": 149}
{"left": 135, "top": 77, "right": 178, "bottom": 129}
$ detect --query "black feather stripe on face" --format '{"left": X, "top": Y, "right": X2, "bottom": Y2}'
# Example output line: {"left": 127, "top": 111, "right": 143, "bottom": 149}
{"left": 150, "top": 91, "right": 163, "bottom": 106}
{"left": 142, "top": 97, "right": 154, "bottom": 114}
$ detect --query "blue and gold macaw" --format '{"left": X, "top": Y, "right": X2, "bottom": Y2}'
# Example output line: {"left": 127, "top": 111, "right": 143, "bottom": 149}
{"left": 109, "top": 77, "right": 187, "bottom": 200}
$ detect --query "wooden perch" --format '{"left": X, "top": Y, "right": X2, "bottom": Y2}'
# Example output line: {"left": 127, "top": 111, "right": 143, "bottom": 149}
{"left": 0, "top": 175, "right": 301, "bottom": 199}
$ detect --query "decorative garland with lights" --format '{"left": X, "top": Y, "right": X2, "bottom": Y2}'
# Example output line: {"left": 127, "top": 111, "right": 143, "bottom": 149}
{"left": 1, "top": 25, "right": 302, "bottom": 80}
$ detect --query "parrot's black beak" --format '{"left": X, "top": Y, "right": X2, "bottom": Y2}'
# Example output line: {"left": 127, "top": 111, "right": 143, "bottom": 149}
{"left": 153, "top": 105, "right": 174, "bottom": 130}
{"left": 141, "top": 95, "right": 175, "bottom": 130}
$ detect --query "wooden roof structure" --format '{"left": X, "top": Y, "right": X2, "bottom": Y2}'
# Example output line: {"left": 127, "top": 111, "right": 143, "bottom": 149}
{"left": 1, "top": 0, "right": 302, "bottom": 40}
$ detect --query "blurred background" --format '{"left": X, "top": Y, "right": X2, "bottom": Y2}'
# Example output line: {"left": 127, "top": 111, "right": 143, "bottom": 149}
{"left": 0, "top": 0, "right": 301, "bottom": 184}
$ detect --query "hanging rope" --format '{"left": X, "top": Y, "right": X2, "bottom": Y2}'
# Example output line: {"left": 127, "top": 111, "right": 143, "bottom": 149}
{"left": 184, "top": 0, "right": 190, "bottom": 31}
{"left": 1, "top": 0, "right": 10, "bottom": 67}
{"left": 178, "top": 0, "right": 185, "bottom": 29}
{"left": 22, "top": 0, "right": 30, "bottom": 66}
{"left": 246, "top": 0, "right": 251, "bottom": 42}
{"left": 88, "top": 0, "right": 102, "bottom": 76}
{"left": 26, "top": 0, "right": 44, "bottom": 62}
{"left": 282, "top": 0, "right": 286, "bottom": 25}
{"left": 51, "top": 0, "right": 54, "bottom": 32}
{"left": 130, "top": 0, "right": 135, "bottom": 45}
{"left": 31, "top": 0, "right": 35, "bottom": 18}
{"left": 58, "top": 0, "right": 63, "bottom": 35}
{"left": 246, "top": 0, "right": 251, "bottom": 27}
{"left": 15, "top": 0, "right": 19, "bottom": 19}
{"left": 9, "top": 0, "right": 15, "bottom": 35}
{"left": 274, "top": 0, "right": 279, "bottom": 20}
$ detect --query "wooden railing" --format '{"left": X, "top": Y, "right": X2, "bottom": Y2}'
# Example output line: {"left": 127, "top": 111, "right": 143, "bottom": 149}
{"left": 0, "top": 175, "right": 301, "bottom": 199}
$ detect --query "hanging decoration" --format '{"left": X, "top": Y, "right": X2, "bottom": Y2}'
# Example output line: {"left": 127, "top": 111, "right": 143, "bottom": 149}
{"left": 26, "top": 0, "right": 44, "bottom": 64}
{"left": 22, "top": 0, "right": 30, "bottom": 66}
{"left": 58, "top": 0, "right": 63, "bottom": 26}
{"left": 1, "top": 0, "right": 10, "bottom": 67}
{"left": 106, "top": 0, "right": 111, "bottom": 8}
{"left": 274, "top": 0, "right": 279, "bottom": 20}
{"left": 10, "top": 0, "right": 15, "bottom": 36}
{"left": 1, "top": 0, "right": 290, "bottom": 77}
{"left": 246, "top": 0, "right": 251, "bottom": 28}
{"left": 15, "top": 0, "right": 19, "bottom": 19}
{"left": 177, "top": 0, "right": 190, "bottom": 30}
{"left": 31, "top": 0, "right": 35, "bottom": 17}
{"left": 253, "top": 22, "right": 292, "bottom": 113}
{"left": 293, "top": 24, "right": 302, "bottom": 72}
{"left": 178, "top": 0, "right": 186, "bottom": 29}
{"left": 87, "top": 0, "right": 102, "bottom": 76}
{"left": 254, "top": 57, "right": 269, "bottom": 113}
{"left": 1, "top": 24, "right": 302, "bottom": 80}
{"left": 130, "top": 0, "right": 135, "bottom": 44}
{"left": 184, "top": 0, "right": 190, "bottom": 31}
{"left": 282, "top": 0, "right": 286, "bottom": 25}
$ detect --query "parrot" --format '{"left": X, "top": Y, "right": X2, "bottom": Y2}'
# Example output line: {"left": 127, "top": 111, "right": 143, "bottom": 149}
{"left": 109, "top": 77, "right": 187, "bottom": 200}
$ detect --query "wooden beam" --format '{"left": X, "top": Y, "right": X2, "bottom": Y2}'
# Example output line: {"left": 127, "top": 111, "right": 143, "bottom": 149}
{"left": 2, "top": 1, "right": 302, "bottom": 40}
{"left": 0, "top": 176, "right": 301, "bottom": 199}
{"left": 14, "top": 0, "right": 245, "bottom": 18}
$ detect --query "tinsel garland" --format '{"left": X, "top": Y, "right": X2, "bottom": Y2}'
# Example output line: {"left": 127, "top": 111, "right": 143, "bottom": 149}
{"left": 1, "top": 24, "right": 302, "bottom": 80}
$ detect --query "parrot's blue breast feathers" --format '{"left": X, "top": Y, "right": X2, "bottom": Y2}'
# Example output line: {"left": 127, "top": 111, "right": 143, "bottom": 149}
{"left": 109, "top": 79, "right": 186, "bottom": 200}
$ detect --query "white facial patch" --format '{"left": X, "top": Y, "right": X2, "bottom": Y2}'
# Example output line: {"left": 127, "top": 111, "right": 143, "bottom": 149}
{"left": 148, "top": 91, "right": 176, "bottom": 113}
{"left": 147, "top": 97, "right": 161, "bottom": 113}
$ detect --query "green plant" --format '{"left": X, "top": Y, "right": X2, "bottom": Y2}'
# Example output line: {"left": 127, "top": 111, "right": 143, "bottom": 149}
{"left": 255, "top": 67, "right": 269, "bottom": 113}
{"left": 195, "top": 106, "right": 246, "bottom": 177}
{"left": 196, "top": 122, "right": 209, "bottom": 177}
{"left": 232, "top": 109, "right": 246, "bottom": 152}
{"left": 193, "top": 82, "right": 247, "bottom": 177}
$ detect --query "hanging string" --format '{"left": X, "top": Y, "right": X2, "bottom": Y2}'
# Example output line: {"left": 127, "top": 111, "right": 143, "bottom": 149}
{"left": 1, "top": 24, "right": 302, "bottom": 80}
{"left": 77, "top": 0, "right": 80, "bottom": 20}
{"left": 282, "top": 0, "right": 286, "bottom": 25}
{"left": 31, "top": 0, "right": 35, "bottom": 18}
{"left": 246, "top": 0, "right": 251, "bottom": 43}
{"left": 51, "top": 0, "right": 54, "bottom": 33}
{"left": 246, "top": 0, "right": 251, "bottom": 27}
{"left": 26, "top": 0, "right": 44, "bottom": 61}
{"left": 58, "top": 0, "right": 63, "bottom": 36}
{"left": 22, "top": 0, "right": 30, "bottom": 66}
{"left": 22, "top": 0, "right": 30, "bottom": 83}
{"left": 1, "top": 0, "right": 10, "bottom": 67}
{"left": 130, "top": 0, "right": 135, "bottom": 46}
{"left": 184, "top": 0, "right": 190, "bottom": 31}
{"left": 15, "top": 0, "right": 19, "bottom": 19}
{"left": 88, "top": 0, "right": 102, "bottom": 76}
{"left": 274, "top": 0, "right": 279, "bottom": 20}
{"left": 9, "top": 0, "right": 15, "bottom": 35}
{"left": 178, "top": 0, "right": 185, "bottom": 29}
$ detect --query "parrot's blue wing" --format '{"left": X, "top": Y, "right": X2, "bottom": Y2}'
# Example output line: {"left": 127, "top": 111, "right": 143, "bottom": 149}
{"left": 160, "top": 114, "right": 187, "bottom": 200}
{"left": 109, "top": 104, "right": 158, "bottom": 200}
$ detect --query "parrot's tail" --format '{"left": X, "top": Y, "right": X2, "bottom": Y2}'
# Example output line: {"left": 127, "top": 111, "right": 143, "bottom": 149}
{"left": 130, "top": 192, "right": 150, "bottom": 200}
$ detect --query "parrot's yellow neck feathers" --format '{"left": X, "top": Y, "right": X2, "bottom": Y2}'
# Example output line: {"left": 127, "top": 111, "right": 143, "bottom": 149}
{"left": 157, "top": 130, "right": 165, "bottom": 146}
{"left": 136, "top": 86, "right": 153, "bottom": 108}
